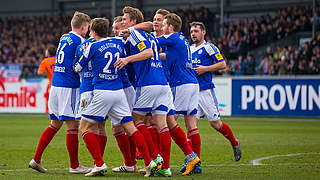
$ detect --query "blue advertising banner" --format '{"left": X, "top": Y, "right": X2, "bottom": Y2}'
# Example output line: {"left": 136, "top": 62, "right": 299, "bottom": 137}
{"left": 232, "top": 78, "right": 320, "bottom": 116}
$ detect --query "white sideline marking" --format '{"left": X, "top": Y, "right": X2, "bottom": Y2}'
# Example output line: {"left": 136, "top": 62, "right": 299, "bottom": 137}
{"left": 250, "top": 152, "right": 320, "bottom": 165}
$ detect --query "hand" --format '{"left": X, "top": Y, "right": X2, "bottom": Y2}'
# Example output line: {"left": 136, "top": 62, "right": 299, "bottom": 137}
{"left": 114, "top": 57, "right": 129, "bottom": 70}
{"left": 120, "top": 29, "right": 130, "bottom": 39}
{"left": 194, "top": 65, "right": 208, "bottom": 75}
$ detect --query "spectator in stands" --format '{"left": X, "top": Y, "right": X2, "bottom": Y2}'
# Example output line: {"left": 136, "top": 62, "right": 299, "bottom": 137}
{"left": 233, "top": 55, "right": 246, "bottom": 76}
{"left": 245, "top": 54, "right": 256, "bottom": 75}
{"left": 278, "top": 56, "right": 288, "bottom": 75}
{"left": 256, "top": 55, "right": 270, "bottom": 75}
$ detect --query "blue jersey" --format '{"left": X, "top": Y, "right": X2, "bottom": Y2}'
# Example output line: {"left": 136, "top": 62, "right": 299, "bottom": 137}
{"left": 74, "top": 37, "right": 95, "bottom": 94}
{"left": 120, "top": 67, "right": 132, "bottom": 88}
{"left": 125, "top": 29, "right": 167, "bottom": 87}
{"left": 190, "top": 41, "right": 225, "bottom": 90}
{"left": 157, "top": 32, "right": 198, "bottom": 87}
{"left": 151, "top": 32, "right": 170, "bottom": 81}
{"left": 74, "top": 37, "right": 125, "bottom": 90}
{"left": 52, "top": 31, "right": 85, "bottom": 88}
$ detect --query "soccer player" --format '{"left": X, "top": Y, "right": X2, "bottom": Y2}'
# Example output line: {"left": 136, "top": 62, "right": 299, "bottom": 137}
{"left": 111, "top": 16, "right": 138, "bottom": 172}
{"left": 38, "top": 46, "right": 57, "bottom": 113}
{"left": 74, "top": 17, "right": 158, "bottom": 177}
{"left": 127, "top": 11, "right": 201, "bottom": 176}
{"left": 29, "top": 11, "right": 91, "bottom": 174}
{"left": 156, "top": 13, "right": 201, "bottom": 176}
{"left": 189, "top": 21, "right": 242, "bottom": 162}
{"left": 73, "top": 27, "right": 110, "bottom": 160}
{"left": 114, "top": 6, "right": 172, "bottom": 175}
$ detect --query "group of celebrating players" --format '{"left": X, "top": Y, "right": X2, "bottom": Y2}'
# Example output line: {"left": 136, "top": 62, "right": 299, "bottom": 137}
{"left": 28, "top": 6, "right": 242, "bottom": 177}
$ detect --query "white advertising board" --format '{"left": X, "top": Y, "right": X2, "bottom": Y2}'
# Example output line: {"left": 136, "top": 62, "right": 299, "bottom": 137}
{"left": 213, "top": 77, "right": 232, "bottom": 116}
{"left": 0, "top": 79, "right": 49, "bottom": 113}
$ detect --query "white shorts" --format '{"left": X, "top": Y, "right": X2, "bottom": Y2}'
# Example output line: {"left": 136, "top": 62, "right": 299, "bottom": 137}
{"left": 82, "top": 89, "right": 133, "bottom": 126}
{"left": 167, "top": 89, "right": 176, "bottom": 115}
{"left": 196, "top": 88, "right": 221, "bottom": 121}
{"left": 124, "top": 86, "right": 135, "bottom": 111}
{"left": 48, "top": 86, "right": 80, "bottom": 121}
{"left": 76, "top": 91, "right": 93, "bottom": 120}
{"left": 171, "top": 83, "right": 199, "bottom": 115}
{"left": 133, "top": 85, "right": 171, "bottom": 115}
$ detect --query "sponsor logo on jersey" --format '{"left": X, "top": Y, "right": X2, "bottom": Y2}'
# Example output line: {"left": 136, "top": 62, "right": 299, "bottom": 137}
{"left": 215, "top": 53, "right": 223, "bottom": 60}
{"left": 137, "top": 42, "right": 146, "bottom": 52}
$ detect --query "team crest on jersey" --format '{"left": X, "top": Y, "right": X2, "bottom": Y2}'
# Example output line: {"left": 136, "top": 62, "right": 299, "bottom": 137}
{"left": 198, "top": 49, "right": 203, "bottom": 54}
{"left": 215, "top": 53, "right": 223, "bottom": 60}
{"left": 137, "top": 42, "right": 146, "bottom": 52}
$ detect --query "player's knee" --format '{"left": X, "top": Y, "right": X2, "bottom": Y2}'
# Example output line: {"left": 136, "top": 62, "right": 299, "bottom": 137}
{"left": 65, "top": 120, "right": 79, "bottom": 130}
{"left": 210, "top": 120, "right": 222, "bottom": 130}
{"left": 50, "top": 120, "right": 63, "bottom": 129}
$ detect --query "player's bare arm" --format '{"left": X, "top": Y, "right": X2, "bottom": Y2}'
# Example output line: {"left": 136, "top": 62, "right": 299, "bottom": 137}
{"left": 114, "top": 48, "right": 154, "bottom": 70}
{"left": 194, "top": 60, "right": 226, "bottom": 75}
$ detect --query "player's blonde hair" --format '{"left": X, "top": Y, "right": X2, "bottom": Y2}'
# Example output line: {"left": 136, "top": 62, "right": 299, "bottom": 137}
{"left": 123, "top": 6, "right": 144, "bottom": 24}
{"left": 155, "top": 9, "right": 170, "bottom": 16}
{"left": 71, "top": 11, "right": 91, "bottom": 29}
{"left": 164, "top": 13, "right": 182, "bottom": 32}
{"left": 190, "top": 21, "right": 206, "bottom": 31}
{"left": 113, "top": 16, "right": 123, "bottom": 24}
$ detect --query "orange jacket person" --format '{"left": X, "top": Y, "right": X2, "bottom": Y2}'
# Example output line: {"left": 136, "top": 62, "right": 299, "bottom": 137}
{"left": 38, "top": 46, "right": 57, "bottom": 113}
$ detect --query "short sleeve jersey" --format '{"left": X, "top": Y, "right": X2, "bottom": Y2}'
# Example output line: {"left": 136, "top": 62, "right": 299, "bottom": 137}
{"left": 157, "top": 32, "right": 198, "bottom": 87}
{"left": 52, "top": 31, "right": 85, "bottom": 88}
{"left": 38, "top": 56, "right": 56, "bottom": 86}
{"left": 74, "top": 37, "right": 95, "bottom": 94}
{"left": 125, "top": 29, "right": 167, "bottom": 87}
{"left": 74, "top": 37, "right": 125, "bottom": 90}
{"left": 190, "top": 41, "right": 225, "bottom": 90}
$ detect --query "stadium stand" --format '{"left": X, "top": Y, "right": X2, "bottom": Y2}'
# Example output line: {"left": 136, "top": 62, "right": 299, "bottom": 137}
{"left": 0, "top": 4, "right": 318, "bottom": 78}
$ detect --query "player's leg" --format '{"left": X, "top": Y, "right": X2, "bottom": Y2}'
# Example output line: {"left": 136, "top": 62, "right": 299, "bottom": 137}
{"left": 80, "top": 90, "right": 111, "bottom": 176}
{"left": 202, "top": 88, "right": 241, "bottom": 161}
{"left": 146, "top": 115, "right": 159, "bottom": 157}
{"left": 79, "top": 119, "right": 106, "bottom": 176}
{"left": 210, "top": 120, "right": 241, "bottom": 161}
{"left": 65, "top": 120, "right": 80, "bottom": 169}
{"left": 97, "top": 121, "right": 107, "bottom": 157}
{"left": 111, "top": 122, "right": 136, "bottom": 172}
{"left": 29, "top": 120, "right": 63, "bottom": 173}
{"left": 121, "top": 121, "right": 157, "bottom": 177}
{"left": 29, "top": 86, "right": 62, "bottom": 173}
{"left": 132, "top": 112, "right": 159, "bottom": 160}
{"left": 173, "top": 84, "right": 201, "bottom": 175}
{"left": 109, "top": 89, "right": 157, "bottom": 177}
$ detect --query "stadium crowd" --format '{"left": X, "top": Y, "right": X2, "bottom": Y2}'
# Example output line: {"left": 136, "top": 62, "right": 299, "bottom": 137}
{"left": 0, "top": 4, "right": 319, "bottom": 79}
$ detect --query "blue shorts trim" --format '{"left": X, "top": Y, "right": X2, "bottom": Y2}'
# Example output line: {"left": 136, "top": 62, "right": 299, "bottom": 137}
{"left": 120, "top": 116, "right": 133, "bottom": 124}
{"left": 189, "top": 108, "right": 197, "bottom": 115}
{"left": 146, "top": 112, "right": 152, "bottom": 116}
{"left": 133, "top": 107, "right": 152, "bottom": 112}
{"left": 167, "top": 109, "right": 176, "bottom": 115}
{"left": 50, "top": 114, "right": 58, "bottom": 120}
{"left": 75, "top": 117, "right": 81, "bottom": 120}
{"left": 155, "top": 105, "right": 168, "bottom": 112}
{"left": 82, "top": 114, "right": 105, "bottom": 123}
{"left": 176, "top": 111, "right": 187, "bottom": 115}
{"left": 59, "top": 115, "right": 76, "bottom": 121}
{"left": 176, "top": 108, "right": 197, "bottom": 115}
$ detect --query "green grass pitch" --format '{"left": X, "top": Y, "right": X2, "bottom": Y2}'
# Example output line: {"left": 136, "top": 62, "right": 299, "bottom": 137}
{"left": 0, "top": 114, "right": 319, "bottom": 179}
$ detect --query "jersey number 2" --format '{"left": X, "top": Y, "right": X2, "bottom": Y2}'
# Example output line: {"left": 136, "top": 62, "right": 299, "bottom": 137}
{"left": 103, "top": 52, "right": 120, "bottom": 73}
